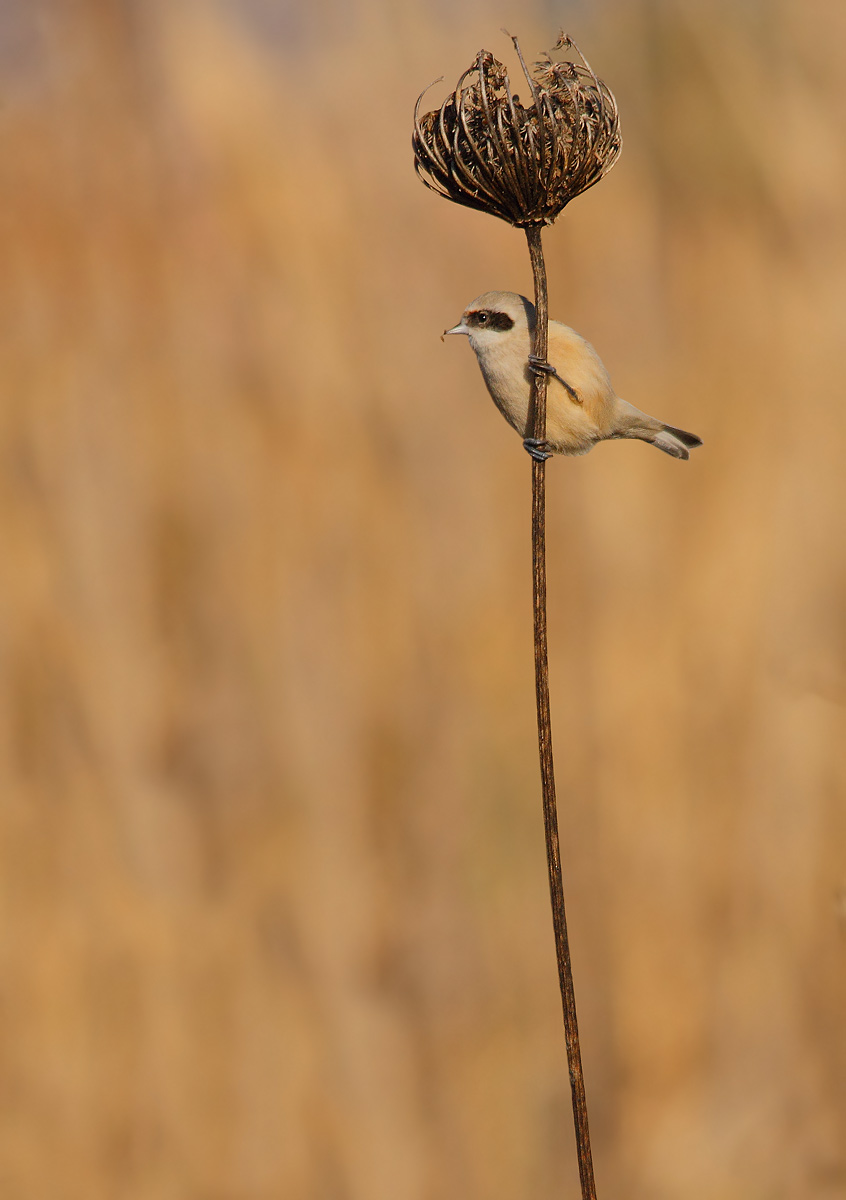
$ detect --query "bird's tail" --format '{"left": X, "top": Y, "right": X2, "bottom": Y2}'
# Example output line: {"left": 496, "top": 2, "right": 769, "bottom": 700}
{"left": 652, "top": 424, "right": 703, "bottom": 461}
{"left": 611, "top": 400, "right": 703, "bottom": 460}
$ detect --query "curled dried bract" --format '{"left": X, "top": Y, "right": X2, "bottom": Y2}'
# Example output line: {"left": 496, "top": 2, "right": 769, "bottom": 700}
{"left": 413, "top": 35, "right": 621, "bottom": 227}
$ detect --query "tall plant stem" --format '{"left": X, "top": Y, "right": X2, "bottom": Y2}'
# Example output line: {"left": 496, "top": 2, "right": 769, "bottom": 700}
{"left": 525, "top": 222, "right": 597, "bottom": 1200}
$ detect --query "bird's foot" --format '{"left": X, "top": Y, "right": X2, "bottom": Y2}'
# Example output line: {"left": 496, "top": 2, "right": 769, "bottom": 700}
{"left": 527, "top": 356, "right": 582, "bottom": 404}
{"left": 523, "top": 438, "right": 552, "bottom": 463}
{"left": 528, "top": 355, "right": 556, "bottom": 376}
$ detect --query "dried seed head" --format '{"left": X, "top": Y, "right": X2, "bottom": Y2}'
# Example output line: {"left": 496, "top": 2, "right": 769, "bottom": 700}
{"left": 413, "top": 34, "right": 622, "bottom": 227}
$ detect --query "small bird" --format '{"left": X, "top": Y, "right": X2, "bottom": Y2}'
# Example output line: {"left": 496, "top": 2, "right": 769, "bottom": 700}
{"left": 444, "top": 290, "right": 702, "bottom": 461}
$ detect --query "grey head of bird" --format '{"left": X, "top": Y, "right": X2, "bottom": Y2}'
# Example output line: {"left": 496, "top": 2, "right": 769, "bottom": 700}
{"left": 443, "top": 290, "right": 535, "bottom": 351}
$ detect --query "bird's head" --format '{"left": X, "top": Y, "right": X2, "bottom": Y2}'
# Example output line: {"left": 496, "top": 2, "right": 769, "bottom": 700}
{"left": 443, "top": 290, "right": 534, "bottom": 353}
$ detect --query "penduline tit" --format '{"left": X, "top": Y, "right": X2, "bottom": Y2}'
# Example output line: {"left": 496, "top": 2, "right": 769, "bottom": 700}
{"left": 444, "top": 291, "right": 702, "bottom": 462}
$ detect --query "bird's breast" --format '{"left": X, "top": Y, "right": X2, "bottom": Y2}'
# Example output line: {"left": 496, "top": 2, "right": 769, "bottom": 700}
{"left": 474, "top": 337, "right": 603, "bottom": 455}
{"left": 477, "top": 351, "right": 531, "bottom": 435}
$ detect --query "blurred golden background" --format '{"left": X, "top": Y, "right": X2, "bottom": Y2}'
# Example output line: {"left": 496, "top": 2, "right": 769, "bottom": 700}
{"left": 1, "top": 0, "right": 845, "bottom": 1196}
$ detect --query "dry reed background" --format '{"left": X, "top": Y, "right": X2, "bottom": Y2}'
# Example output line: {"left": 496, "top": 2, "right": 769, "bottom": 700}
{"left": 1, "top": 0, "right": 845, "bottom": 1197}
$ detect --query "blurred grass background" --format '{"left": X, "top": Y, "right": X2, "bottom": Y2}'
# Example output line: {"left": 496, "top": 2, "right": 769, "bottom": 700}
{"left": 1, "top": 0, "right": 845, "bottom": 1197}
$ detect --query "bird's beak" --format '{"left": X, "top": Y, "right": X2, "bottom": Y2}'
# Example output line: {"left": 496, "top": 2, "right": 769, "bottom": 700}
{"left": 441, "top": 322, "right": 469, "bottom": 341}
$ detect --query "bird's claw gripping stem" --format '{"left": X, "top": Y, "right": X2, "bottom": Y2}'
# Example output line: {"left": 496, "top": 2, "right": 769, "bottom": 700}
{"left": 523, "top": 437, "right": 552, "bottom": 463}
{"left": 527, "top": 355, "right": 582, "bottom": 404}
{"left": 526, "top": 359, "right": 553, "bottom": 459}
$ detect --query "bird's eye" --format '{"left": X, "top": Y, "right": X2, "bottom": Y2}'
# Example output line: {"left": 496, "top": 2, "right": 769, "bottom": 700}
{"left": 478, "top": 313, "right": 488, "bottom": 323}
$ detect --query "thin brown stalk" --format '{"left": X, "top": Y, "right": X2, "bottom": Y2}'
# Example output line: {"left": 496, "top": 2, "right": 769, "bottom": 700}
{"left": 525, "top": 222, "right": 597, "bottom": 1200}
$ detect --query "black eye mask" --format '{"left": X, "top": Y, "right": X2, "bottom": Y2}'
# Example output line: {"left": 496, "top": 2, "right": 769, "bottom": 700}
{"left": 466, "top": 310, "right": 515, "bottom": 332}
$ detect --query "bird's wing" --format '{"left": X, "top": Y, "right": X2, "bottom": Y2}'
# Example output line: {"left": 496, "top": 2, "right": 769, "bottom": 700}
{"left": 546, "top": 322, "right": 614, "bottom": 418}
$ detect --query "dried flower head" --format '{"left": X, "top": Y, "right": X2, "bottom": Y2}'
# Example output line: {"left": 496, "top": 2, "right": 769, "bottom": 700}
{"left": 413, "top": 34, "right": 622, "bottom": 227}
